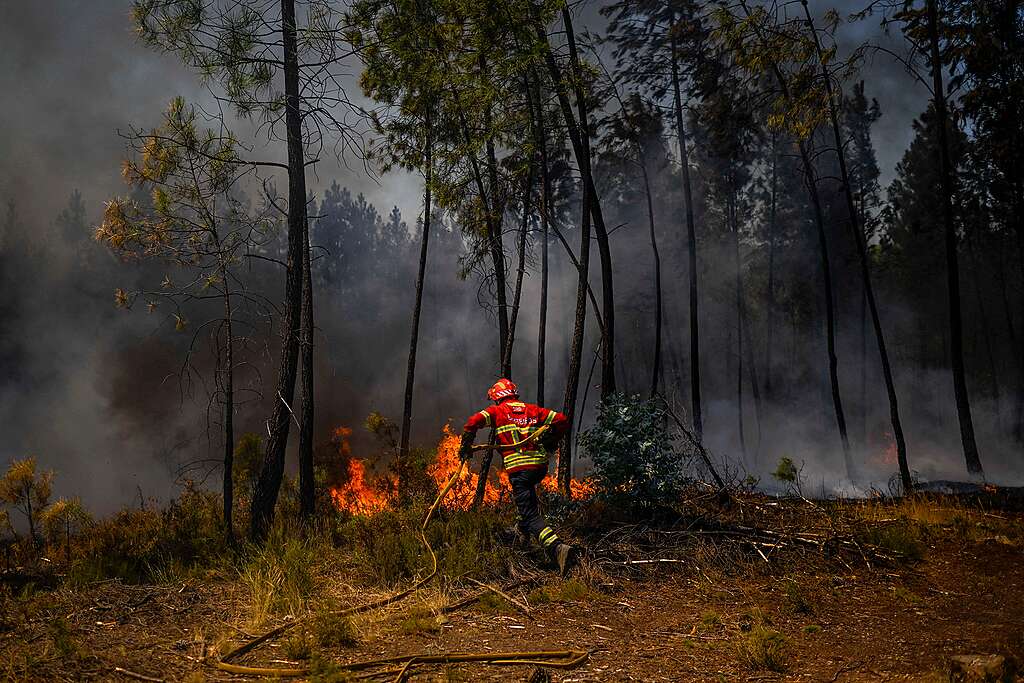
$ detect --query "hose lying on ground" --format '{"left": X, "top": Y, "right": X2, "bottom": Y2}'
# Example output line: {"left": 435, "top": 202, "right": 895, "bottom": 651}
{"left": 213, "top": 426, "right": 584, "bottom": 679}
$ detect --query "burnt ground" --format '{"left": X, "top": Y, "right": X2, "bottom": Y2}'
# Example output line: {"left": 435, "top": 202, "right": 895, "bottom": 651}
{"left": 2, "top": 497, "right": 1023, "bottom": 682}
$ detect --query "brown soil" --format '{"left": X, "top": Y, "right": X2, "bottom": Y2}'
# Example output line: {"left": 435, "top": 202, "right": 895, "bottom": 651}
{"left": 3, "top": 500, "right": 1023, "bottom": 682}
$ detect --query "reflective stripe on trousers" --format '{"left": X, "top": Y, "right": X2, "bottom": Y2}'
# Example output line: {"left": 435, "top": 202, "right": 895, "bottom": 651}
{"left": 508, "top": 468, "right": 559, "bottom": 547}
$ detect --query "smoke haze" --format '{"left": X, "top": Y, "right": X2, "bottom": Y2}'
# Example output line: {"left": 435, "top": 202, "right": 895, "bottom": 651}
{"left": 1, "top": 1, "right": 1019, "bottom": 516}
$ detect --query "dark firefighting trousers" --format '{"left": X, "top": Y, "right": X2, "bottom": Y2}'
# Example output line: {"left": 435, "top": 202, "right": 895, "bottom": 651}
{"left": 508, "top": 468, "right": 560, "bottom": 549}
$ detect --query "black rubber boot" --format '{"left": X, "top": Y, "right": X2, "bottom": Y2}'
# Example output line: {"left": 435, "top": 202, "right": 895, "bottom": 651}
{"left": 554, "top": 543, "right": 577, "bottom": 577}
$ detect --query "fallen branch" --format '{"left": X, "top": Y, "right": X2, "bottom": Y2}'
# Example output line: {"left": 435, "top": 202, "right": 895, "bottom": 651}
{"left": 112, "top": 667, "right": 165, "bottom": 683}
{"left": 466, "top": 577, "right": 533, "bottom": 618}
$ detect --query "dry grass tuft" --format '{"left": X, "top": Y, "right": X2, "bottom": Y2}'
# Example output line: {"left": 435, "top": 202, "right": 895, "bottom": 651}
{"left": 310, "top": 604, "right": 360, "bottom": 648}
{"left": 528, "top": 578, "right": 598, "bottom": 606}
{"left": 736, "top": 625, "right": 788, "bottom": 671}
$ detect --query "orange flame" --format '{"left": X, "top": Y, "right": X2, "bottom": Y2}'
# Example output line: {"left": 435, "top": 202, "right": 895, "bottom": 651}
{"left": 328, "top": 426, "right": 393, "bottom": 515}
{"left": 329, "top": 424, "right": 596, "bottom": 516}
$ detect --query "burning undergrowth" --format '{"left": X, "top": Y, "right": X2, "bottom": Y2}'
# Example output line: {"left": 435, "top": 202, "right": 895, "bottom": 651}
{"left": 325, "top": 424, "right": 596, "bottom": 517}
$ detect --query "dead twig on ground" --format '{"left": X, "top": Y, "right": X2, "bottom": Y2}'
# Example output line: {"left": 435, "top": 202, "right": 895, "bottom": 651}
{"left": 112, "top": 666, "right": 165, "bottom": 682}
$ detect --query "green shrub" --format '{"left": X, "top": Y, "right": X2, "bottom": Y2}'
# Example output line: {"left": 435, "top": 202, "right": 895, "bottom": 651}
{"left": 802, "top": 624, "right": 822, "bottom": 635}
{"left": 47, "top": 617, "right": 78, "bottom": 658}
{"left": 860, "top": 525, "right": 924, "bottom": 562}
{"left": 283, "top": 631, "right": 313, "bottom": 661}
{"left": 737, "top": 626, "right": 787, "bottom": 671}
{"left": 527, "top": 579, "right": 597, "bottom": 605}
{"left": 310, "top": 607, "right": 359, "bottom": 648}
{"left": 893, "top": 586, "right": 923, "bottom": 605}
{"left": 579, "top": 394, "right": 683, "bottom": 508}
{"left": 308, "top": 655, "right": 356, "bottom": 683}
{"left": 700, "top": 610, "right": 722, "bottom": 630}
{"left": 70, "top": 484, "right": 224, "bottom": 584}
{"left": 474, "top": 592, "right": 516, "bottom": 615}
{"left": 344, "top": 507, "right": 429, "bottom": 584}
{"left": 782, "top": 579, "right": 814, "bottom": 615}
{"left": 399, "top": 607, "right": 440, "bottom": 636}
{"left": 344, "top": 505, "right": 507, "bottom": 585}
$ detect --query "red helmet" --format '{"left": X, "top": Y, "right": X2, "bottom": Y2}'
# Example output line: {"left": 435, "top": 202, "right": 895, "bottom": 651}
{"left": 487, "top": 378, "right": 519, "bottom": 401}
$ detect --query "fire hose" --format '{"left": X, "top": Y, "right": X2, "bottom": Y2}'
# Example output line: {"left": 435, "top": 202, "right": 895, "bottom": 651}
{"left": 213, "top": 426, "right": 587, "bottom": 680}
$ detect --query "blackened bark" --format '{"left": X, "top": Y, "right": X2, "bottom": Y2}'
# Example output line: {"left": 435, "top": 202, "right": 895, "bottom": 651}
{"left": 729, "top": 187, "right": 746, "bottom": 459}
{"left": 222, "top": 287, "right": 235, "bottom": 543}
{"left": 801, "top": 138, "right": 854, "bottom": 478}
{"left": 502, "top": 161, "right": 536, "bottom": 377}
{"left": 535, "top": 82, "right": 551, "bottom": 407}
{"left": 738, "top": 0, "right": 851, "bottom": 477}
{"left": 670, "top": 34, "right": 702, "bottom": 440}
{"left": 927, "top": 0, "right": 983, "bottom": 475}
{"left": 399, "top": 121, "right": 432, "bottom": 500}
{"left": 640, "top": 157, "right": 663, "bottom": 398}
{"left": 480, "top": 53, "right": 510, "bottom": 378}
{"left": 765, "top": 138, "right": 778, "bottom": 401}
{"left": 298, "top": 214, "right": 314, "bottom": 522}
{"left": 553, "top": 9, "right": 616, "bottom": 398}
{"left": 800, "top": 0, "right": 911, "bottom": 491}
{"left": 250, "top": 0, "right": 306, "bottom": 540}
{"left": 559, "top": 186, "right": 592, "bottom": 494}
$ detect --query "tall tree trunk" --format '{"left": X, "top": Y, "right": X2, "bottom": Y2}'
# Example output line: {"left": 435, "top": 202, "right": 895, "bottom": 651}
{"left": 502, "top": 162, "right": 536, "bottom": 376}
{"left": 559, "top": 187, "right": 592, "bottom": 493}
{"left": 250, "top": 0, "right": 306, "bottom": 540}
{"left": 926, "top": 0, "right": 983, "bottom": 475}
{"left": 535, "top": 83, "right": 551, "bottom": 407}
{"left": 222, "top": 287, "right": 235, "bottom": 543}
{"left": 640, "top": 158, "right": 663, "bottom": 398}
{"left": 670, "top": 33, "right": 703, "bottom": 440}
{"left": 730, "top": 187, "right": 747, "bottom": 459}
{"left": 742, "top": 300, "right": 764, "bottom": 462}
{"left": 801, "top": 140, "right": 854, "bottom": 479}
{"left": 800, "top": 0, "right": 912, "bottom": 490}
{"left": 480, "top": 53, "right": 510, "bottom": 378}
{"left": 765, "top": 135, "right": 778, "bottom": 401}
{"left": 399, "top": 122, "right": 433, "bottom": 501}
{"left": 739, "top": 0, "right": 849, "bottom": 480}
{"left": 557, "top": 8, "right": 616, "bottom": 398}
{"left": 298, "top": 215, "right": 314, "bottom": 522}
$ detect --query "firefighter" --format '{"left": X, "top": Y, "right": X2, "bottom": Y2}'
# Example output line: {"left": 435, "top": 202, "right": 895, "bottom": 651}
{"left": 458, "top": 378, "right": 577, "bottom": 575}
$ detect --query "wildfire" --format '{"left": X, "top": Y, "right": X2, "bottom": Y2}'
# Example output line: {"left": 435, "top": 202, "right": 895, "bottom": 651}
{"left": 329, "top": 424, "right": 596, "bottom": 516}
{"left": 328, "top": 426, "right": 394, "bottom": 515}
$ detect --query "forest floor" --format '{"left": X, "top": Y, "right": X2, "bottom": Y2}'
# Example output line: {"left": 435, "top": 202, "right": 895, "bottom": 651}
{"left": 2, "top": 493, "right": 1023, "bottom": 682}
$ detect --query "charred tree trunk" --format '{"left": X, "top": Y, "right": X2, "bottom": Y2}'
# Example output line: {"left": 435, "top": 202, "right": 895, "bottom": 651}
{"left": 559, "top": 186, "right": 592, "bottom": 493}
{"left": 481, "top": 53, "right": 510, "bottom": 379}
{"left": 765, "top": 136, "right": 778, "bottom": 401}
{"left": 670, "top": 32, "right": 703, "bottom": 440}
{"left": 801, "top": 139, "right": 854, "bottom": 478}
{"left": 926, "top": 0, "right": 983, "bottom": 475}
{"left": 250, "top": 0, "right": 306, "bottom": 540}
{"left": 298, "top": 215, "right": 314, "bottom": 522}
{"left": 729, "top": 187, "right": 747, "bottom": 459}
{"left": 535, "top": 81, "right": 551, "bottom": 407}
{"left": 640, "top": 156, "right": 663, "bottom": 398}
{"left": 551, "top": 8, "right": 616, "bottom": 398}
{"left": 800, "top": 0, "right": 911, "bottom": 490}
{"left": 222, "top": 286, "right": 235, "bottom": 543}
{"left": 502, "top": 160, "right": 535, "bottom": 376}
{"left": 398, "top": 121, "right": 433, "bottom": 500}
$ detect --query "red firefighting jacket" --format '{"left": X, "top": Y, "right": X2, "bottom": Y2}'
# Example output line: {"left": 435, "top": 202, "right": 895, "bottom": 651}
{"left": 463, "top": 399, "right": 570, "bottom": 473}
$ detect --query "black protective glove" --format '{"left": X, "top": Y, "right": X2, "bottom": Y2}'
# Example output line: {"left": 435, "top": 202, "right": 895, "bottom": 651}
{"left": 458, "top": 432, "right": 476, "bottom": 462}
{"left": 539, "top": 432, "right": 562, "bottom": 452}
